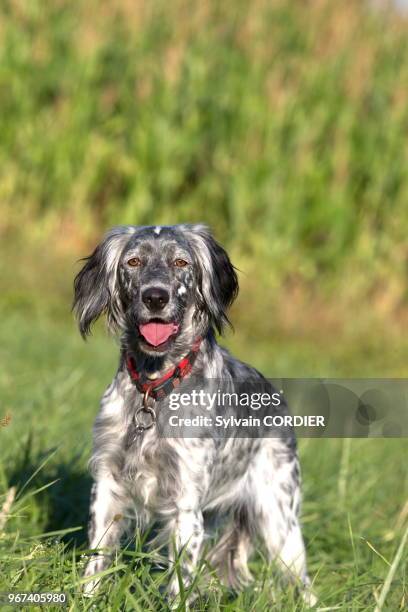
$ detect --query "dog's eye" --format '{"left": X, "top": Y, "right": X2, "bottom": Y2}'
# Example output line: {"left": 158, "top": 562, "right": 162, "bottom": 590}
{"left": 127, "top": 257, "right": 142, "bottom": 267}
{"left": 174, "top": 259, "right": 189, "bottom": 268}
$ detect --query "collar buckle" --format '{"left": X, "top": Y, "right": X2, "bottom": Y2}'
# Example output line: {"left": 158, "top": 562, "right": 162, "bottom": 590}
{"left": 126, "top": 337, "right": 202, "bottom": 404}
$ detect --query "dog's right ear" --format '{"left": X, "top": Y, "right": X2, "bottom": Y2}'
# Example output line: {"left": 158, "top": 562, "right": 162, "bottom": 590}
{"left": 73, "top": 226, "right": 136, "bottom": 338}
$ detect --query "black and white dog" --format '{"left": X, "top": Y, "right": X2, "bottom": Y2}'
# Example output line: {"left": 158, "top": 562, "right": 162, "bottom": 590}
{"left": 73, "top": 224, "right": 316, "bottom": 605}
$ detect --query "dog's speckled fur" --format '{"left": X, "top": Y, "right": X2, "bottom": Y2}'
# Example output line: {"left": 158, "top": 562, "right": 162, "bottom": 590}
{"left": 73, "top": 224, "right": 316, "bottom": 605}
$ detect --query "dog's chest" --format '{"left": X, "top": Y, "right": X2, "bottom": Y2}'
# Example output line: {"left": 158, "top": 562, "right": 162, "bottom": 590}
{"left": 119, "top": 427, "right": 215, "bottom": 513}
{"left": 118, "top": 429, "right": 186, "bottom": 511}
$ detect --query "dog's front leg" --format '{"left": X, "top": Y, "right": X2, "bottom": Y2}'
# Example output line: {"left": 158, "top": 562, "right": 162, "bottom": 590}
{"left": 167, "top": 508, "right": 204, "bottom": 602}
{"left": 83, "top": 475, "right": 130, "bottom": 596}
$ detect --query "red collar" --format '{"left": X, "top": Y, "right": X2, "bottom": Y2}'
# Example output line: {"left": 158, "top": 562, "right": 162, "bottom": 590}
{"left": 126, "top": 337, "right": 202, "bottom": 401}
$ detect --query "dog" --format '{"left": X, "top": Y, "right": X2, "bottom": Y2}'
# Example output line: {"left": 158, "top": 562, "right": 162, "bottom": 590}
{"left": 73, "top": 224, "right": 316, "bottom": 605}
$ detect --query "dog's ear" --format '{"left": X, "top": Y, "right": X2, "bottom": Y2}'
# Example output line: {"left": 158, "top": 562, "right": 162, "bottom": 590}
{"left": 184, "top": 224, "right": 239, "bottom": 334}
{"left": 73, "top": 226, "right": 135, "bottom": 338}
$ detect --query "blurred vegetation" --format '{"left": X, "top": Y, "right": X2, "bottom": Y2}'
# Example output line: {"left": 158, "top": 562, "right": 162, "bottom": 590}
{"left": 0, "top": 0, "right": 407, "bottom": 365}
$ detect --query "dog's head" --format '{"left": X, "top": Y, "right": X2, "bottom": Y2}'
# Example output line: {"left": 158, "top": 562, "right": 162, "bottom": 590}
{"left": 73, "top": 224, "right": 238, "bottom": 355}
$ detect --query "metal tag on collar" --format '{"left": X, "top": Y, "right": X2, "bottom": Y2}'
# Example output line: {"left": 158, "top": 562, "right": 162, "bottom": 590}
{"left": 134, "top": 388, "right": 156, "bottom": 433}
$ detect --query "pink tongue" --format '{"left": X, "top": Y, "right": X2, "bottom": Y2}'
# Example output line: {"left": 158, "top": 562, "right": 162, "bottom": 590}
{"left": 139, "top": 322, "right": 179, "bottom": 346}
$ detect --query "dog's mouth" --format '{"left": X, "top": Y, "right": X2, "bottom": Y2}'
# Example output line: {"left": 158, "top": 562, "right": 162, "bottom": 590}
{"left": 138, "top": 319, "right": 180, "bottom": 349}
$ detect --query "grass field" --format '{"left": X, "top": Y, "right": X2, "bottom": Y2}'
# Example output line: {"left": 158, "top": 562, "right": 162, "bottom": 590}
{"left": 0, "top": 312, "right": 407, "bottom": 611}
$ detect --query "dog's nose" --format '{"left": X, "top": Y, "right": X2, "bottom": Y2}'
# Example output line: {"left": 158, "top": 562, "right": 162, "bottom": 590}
{"left": 142, "top": 287, "right": 170, "bottom": 311}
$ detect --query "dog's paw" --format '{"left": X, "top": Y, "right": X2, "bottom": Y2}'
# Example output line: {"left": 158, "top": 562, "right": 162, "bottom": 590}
{"left": 82, "top": 578, "right": 100, "bottom": 598}
{"left": 301, "top": 587, "right": 318, "bottom": 608}
{"left": 82, "top": 556, "right": 105, "bottom": 597}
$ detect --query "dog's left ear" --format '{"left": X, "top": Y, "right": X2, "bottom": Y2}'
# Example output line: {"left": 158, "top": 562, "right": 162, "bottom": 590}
{"left": 73, "top": 226, "right": 136, "bottom": 338}
{"left": 185, "top": 224, "right": 239, "bottom": 334}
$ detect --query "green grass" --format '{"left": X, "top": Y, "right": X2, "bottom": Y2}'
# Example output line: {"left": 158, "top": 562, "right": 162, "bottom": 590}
{"left": 0, "top": 313, "right": 407, "bottom": 611}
